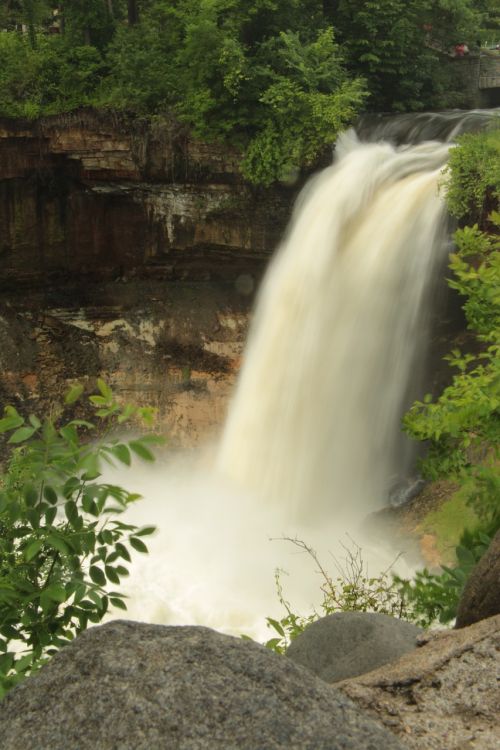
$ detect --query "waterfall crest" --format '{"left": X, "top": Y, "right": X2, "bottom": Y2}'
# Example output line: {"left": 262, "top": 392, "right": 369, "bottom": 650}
{"left": 216, "top": 135, "right": 450, "bottom": 522}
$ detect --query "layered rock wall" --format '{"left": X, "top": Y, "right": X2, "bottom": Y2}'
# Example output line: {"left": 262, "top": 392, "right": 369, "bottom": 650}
{"left": 0, "top": 279, "right": 251, "bottom": 446}
{"left": 0, "top": 109, "right": 296, "bottom": 287}
{"left": 0, "top": 110, "right": 302, "bottom": 439}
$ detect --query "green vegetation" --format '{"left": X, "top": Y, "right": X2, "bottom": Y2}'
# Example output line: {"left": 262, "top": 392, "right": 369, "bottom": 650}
{"left": 0, "top": 1, "right": 496, "bottom": 183}
{"left": 394, "top": 126, "right": 500, "bottom": 626}
{"left": 414, "top": 494, "right": 479, "bottom": 564}
{"left": 264, "top": 538, "right": 413, "bottom": 654}
{"left": 327, "top": 0, "right": 485, "bottom": 111}
{"left": 0, "top": 381, "right": 161, "bottom": 696}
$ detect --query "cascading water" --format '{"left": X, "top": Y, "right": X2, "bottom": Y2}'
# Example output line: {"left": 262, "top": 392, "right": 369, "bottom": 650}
{"left": 116, "top": 111, "right": 497, "bottom": 637}
{"left": 216, "top": 134, "right": 450, "bottom": 523}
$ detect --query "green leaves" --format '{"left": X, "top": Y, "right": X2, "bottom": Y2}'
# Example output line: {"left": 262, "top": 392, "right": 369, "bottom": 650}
{"left": 129, "top": 537, "right": 148, "bottom": 554}
{"left": 399, "top": 127, "right": 500, "bottom": 627}
{"left": 8, "top": 426, "right": 37, "bottom": 444}
{"left": 0, "top": 382, "right": 159, "bottom": 695}
{"left": 445, "top": 128, "right": 500, "bottom": 225}
{"left": 23, "top": 539, "right": 43, "bottom": 562}
{"left": 238, "top": 27, "right": 367, "bottom": 185}
{"left": 110, "top": 444, "right": 131, "bottom": 466}
{"left": 0, "top": 407, "right": 24, "bottom": 434}
{"left": 129, "top": 441, "right": 155, "bottom": 462}
{"left": 43, "top": 486, "right": 58, "bottom": 505}
{"left": 89, "top": 566, "right": 106, "bottom": 586}
{"left": 64, "top": 384, "right": 84, "bottom": 405}
{"left": 46, "top": 535, "right": 69, "bottom": 555}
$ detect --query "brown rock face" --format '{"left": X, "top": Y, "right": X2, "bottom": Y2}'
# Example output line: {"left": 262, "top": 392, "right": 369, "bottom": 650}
{"left": 338, "top": 614, "right": 500, "bottom": 749}
{"left": 0, "top": 280, "right": 250, "bottom": 445}
{"left": 0, "top": 109, "right": 298, "bottom": 288}
{"left": 0, "top": 110, "right": 304, "bottom": 439}
{"left": 455, "top": 529, "right": 500, "bottom": 629}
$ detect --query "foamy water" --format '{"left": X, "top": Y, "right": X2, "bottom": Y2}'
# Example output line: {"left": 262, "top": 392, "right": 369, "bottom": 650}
{"left": 109, "top": 453, "right": 417, "bottom": 640}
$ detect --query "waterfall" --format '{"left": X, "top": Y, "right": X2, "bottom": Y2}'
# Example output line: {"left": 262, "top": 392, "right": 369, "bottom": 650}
{"left": 216, "top": 134, "right": 450, "bottom": 523}
{"left": 116, "top": 113, "right": 497, "bottom": 637}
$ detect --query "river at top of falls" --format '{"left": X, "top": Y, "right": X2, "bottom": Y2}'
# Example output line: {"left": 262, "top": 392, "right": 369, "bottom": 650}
{"left": 113, "top": 110, "right": 497, "bottom": 639}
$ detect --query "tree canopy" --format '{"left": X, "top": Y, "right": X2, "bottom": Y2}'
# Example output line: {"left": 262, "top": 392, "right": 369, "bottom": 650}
{"left": 0, "top": 1, "right": 496, "bottom": 183}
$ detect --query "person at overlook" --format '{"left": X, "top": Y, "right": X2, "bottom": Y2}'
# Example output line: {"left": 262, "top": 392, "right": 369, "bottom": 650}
{"left": 454, "top": 43, "right": 469, "bottom": 57}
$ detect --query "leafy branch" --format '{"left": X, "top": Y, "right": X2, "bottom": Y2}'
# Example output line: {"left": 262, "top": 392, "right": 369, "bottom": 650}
{"left": 0, "top": 381, "right": 162, "bottom": 696}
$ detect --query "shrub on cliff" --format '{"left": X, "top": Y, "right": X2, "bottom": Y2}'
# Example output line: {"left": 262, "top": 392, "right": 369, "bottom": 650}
{"left": 0, "top": 381, "right": 160, "bottom": 697}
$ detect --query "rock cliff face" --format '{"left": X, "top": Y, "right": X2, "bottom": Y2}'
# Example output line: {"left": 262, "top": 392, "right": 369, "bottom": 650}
{"left": 0, "top": 110, "right": 300, "bottom": 440}
{"left": 0, "top": 280, "right": 248, "bottom": 445}
{"left": 0, "top": 109, "right": 295, "bottom": 287}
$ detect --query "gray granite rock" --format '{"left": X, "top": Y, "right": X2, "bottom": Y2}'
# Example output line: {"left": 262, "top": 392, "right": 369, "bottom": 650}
{"left": 0, "top": 619, "right": 406, "bottom": 750}
{"left": 339, "top": 614, "right": 500, "bottom": 749}
{"left": 287, "top": 611, "right": 422, "bottom": 682}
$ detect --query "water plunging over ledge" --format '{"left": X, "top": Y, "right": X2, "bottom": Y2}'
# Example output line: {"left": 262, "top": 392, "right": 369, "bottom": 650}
{"left": 216, "top": 134, "right": 450, "bottom": 523}
{"left": 115, "top": 110, "right": 497, "bottom": 637}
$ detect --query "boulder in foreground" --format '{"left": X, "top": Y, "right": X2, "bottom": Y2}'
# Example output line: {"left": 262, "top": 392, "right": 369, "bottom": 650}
{"left": 339, "top": 614, "right": 500, "bottom": 750}
{"left": 0, "top": 619, "right": 406, "bottom": 750}
{"left": 286, "top": 611, "right": 422, "bottom": 682}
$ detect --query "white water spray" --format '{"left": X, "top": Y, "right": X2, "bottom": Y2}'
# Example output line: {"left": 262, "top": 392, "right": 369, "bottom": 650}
{"left": 119, "top": 131, "right": 453, "bottom": 638}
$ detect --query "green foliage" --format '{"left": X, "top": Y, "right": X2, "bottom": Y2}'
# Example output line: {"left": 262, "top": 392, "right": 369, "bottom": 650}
{"left": 61, "top": 0, "right": 116, "bottom": 50}
{"left": 1, "top": 0, "right": 494, "bottom": 181}
{"left": 1, "top": 1, "right": 367, "bottom": 183}
{"left": 0, "top": 33, "right": 105, "bottom": 118}
{"left": 403, "top": 215, "right": 499, "bottom": 480}
{"left": 111, "top": 3, "right": 366, "bottom": 184}
{"left": 0, "top": 32, "right": 39, "bottom": 118}
{"left": 445, "top": 127, "right": 500, "bottom": 225}
{"left": 332, "top": 0, "right": 484, "bottom": 111}
{"left": 397, "top": 129, "right": 500, "bottom": 626}
{"left": 0, "top": 381, "right": 161, "bottom": 697}
{"left": 98, "top": 4, "right": 180, "bottom": 113}
{"left": 264, "top": 538, "right": 414, "bottom": 654}
{"left": 394, "top": 525, "right": 493, "bottom": 626}
{"left": 239, "top": 29, "right": 366, "bottom": 185}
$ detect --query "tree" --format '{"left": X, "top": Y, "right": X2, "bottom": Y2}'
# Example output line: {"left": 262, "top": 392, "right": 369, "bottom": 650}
{"left": 322, "top": 0, "right": 339, "bottom": 23}
{"left": 0, "top": 381, "right": 161, "bottom": 695}
{"left": 59, "top": 0, "right": 116, "bottom": 48}
{"left": 332, "top": 0, "right": 484, "bottom": 111}
{"left": 127, "top": 0, "right": 139, "bottom": 25}
{"left": 12, "top": 1, "right": 53, "bottom": 49}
